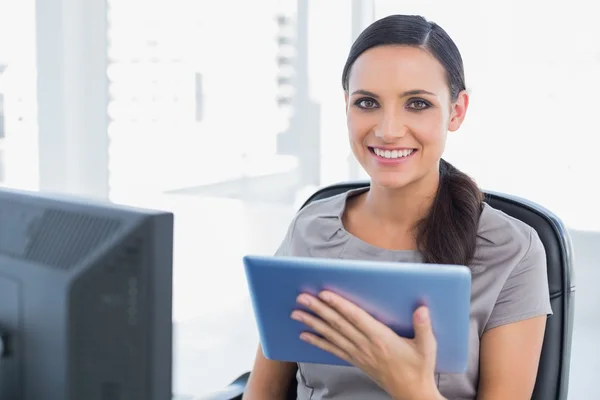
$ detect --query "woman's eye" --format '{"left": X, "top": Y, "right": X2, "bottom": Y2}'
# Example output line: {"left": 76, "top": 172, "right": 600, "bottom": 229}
{"left": 356, "top": 98, "right": 378, "bottom": 109}
{"left": 407, "top": 100, "right": 430, "bottom": 110}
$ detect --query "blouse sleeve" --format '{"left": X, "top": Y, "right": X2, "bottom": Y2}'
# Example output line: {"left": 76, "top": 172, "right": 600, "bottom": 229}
{"left": 485, "top": 229, "right": 554, "bottom": 331}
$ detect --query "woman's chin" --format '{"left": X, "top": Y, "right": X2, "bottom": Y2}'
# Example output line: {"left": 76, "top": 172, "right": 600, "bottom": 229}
{"left": 369, "top": 173, "right": 415, "bottom": 190}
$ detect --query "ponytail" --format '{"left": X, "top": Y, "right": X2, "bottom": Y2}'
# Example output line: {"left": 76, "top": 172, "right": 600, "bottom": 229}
{"left": 416, "top": 159, "right": 483, "bottom": 266}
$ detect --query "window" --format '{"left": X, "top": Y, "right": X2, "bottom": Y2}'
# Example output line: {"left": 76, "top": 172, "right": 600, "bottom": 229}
{"left": 0, "top": 92, "right": 5, "bottom": 139}
{"left": 194, "top": 72, "right": 203, "bottom": 122}
{"left": 6, "top": 0, "right": 597, "bottom": 398}
{"left": 0, "top": 0, "right": 38, "bottom": 190}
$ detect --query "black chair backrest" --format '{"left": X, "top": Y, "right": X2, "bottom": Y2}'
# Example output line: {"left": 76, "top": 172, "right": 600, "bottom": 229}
{"left": 299, "top": 181, "right": 575, "bottom": 400}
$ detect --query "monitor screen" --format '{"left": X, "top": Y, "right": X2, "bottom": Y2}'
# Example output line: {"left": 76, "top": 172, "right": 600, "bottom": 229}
{"left": 0, "top": 187, "right": 173, "bottom": 400}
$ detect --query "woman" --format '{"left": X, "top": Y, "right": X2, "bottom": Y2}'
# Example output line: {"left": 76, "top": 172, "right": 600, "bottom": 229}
{"left": 244, "top": 14, "right": 551, "bottom": 400}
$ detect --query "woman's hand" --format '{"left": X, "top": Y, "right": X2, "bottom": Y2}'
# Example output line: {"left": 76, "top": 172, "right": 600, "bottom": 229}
{"left": 291, "top": 291, "right": 444, "bottom": 400}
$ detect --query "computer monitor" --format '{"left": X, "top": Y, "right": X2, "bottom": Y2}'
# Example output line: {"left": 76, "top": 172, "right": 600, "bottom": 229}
{"left": 0, "top": 187, "right": 173, "bottom": 400}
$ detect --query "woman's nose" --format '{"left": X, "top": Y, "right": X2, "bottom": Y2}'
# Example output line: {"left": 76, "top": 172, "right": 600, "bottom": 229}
{"left": 375, "top": 114, "right": 407, "bottom": 142}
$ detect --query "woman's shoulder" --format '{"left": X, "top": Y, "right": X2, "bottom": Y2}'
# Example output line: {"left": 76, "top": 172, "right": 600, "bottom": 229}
{"left": 295, "top": 190, "right": 346, "bottom": 220}
{"left": 474, "top": 203, "right": 553, "bottom": 333}
{"left": 292, "top": 187, "right": 367, "bottom": 232}
{"left": 474, "top": 202, "right": 544, "bottom": 270}
{"left": 280, "top": 189, "right": 357, "bottom": 257}
{"left": 478, "top": 202, "right": 535, "bottom": 242}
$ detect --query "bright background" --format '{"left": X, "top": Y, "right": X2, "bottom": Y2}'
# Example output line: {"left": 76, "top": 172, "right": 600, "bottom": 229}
{"left": 0, "top": 0, "right": 597, "bottom": 398}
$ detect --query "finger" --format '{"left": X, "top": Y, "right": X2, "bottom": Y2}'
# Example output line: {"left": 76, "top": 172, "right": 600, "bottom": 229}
{"left": 412, "top": 306, "right": 437, "bottom": 362}
{"left": 297, "top": 294, "right": 368, "bottom": 346}
{"left": 317, "top": 291, "right": 382, "bottom": 340}
{"left": 291, "top": 308, "right": 357, "bottom": 355}
{"left": 299, "top": 332, "right": 352, "bottom": 364}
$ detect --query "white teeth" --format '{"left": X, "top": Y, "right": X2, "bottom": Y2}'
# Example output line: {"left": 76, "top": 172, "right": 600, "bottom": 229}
{"left": 373, "top": 148, "right": 414, "bottom": 159}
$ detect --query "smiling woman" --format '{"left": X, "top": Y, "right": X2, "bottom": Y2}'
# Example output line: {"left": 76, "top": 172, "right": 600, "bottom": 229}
{"left": 243, "top": 14, "right": 551, "bottom": 400}
{"left": 341, "top": 21, "right": 480, "bottom": 268}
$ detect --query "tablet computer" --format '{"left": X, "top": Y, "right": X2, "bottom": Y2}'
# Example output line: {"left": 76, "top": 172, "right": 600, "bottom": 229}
{"left": 243, "top": 255, "right": 472, "bottom": 373}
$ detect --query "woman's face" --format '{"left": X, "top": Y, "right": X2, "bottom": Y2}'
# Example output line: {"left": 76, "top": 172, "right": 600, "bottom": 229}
{"left": 345, "top": 45, "right": 468, "bottom": 189}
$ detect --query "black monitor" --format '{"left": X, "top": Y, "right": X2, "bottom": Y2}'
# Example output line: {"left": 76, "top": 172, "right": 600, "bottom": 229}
{"left": 0, "top": 187, "right": 173, "bottom": 400}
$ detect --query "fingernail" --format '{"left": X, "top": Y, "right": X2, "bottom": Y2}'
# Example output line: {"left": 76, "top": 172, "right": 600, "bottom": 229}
{"left": 291, "top": 311, "right": 302, "bottom": 321}
{"left": 318, "top": 291, "right": 330, "bottom": 302}
{"left": 416, "top": 307, "right": 429, "bottom": 323}
{"left": 297, "top": 295, "right": 310, "bottom": 306}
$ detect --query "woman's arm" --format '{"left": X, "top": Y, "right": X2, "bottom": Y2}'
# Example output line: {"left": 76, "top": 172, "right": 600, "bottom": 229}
{"left": 477, "top": 226, "right": 552, "bottom": 399}
{"left": 477, "top": 315, "right": 547, "bottom": 400}
{"left": 242, "top": 344, "right": 297, "bottom": 400}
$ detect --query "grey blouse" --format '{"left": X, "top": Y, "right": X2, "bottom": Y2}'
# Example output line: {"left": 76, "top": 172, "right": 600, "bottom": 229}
{"left": 274, "top": 188, "right": 553, "bottom": 400}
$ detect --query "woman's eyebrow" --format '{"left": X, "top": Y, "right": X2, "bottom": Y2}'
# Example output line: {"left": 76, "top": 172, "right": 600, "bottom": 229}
{"left": 350, "top": 89, "right": 436, "bottom": 98}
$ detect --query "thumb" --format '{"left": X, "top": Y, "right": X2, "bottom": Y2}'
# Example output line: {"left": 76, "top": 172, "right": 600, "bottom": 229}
{"left": 413, "top": 306, "right": 437, "bottom": 360}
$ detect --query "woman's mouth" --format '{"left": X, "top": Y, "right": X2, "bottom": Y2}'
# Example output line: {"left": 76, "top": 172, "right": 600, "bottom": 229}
{"left": 368, "top": 147, "right": 417, "bottom": 163}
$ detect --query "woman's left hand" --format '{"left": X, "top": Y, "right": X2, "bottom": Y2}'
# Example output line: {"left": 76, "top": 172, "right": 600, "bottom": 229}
{"left": 291, "top": 291, "right": 443, "bottom": 400}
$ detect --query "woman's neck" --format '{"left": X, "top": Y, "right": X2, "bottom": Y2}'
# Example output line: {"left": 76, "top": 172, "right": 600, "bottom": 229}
{"left": 363, "top": 173, "right": 440, "bottom": 229}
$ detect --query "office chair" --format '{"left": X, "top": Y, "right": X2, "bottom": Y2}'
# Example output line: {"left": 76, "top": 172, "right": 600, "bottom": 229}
{"left": 206, "top": 181, "right": 575, "bottom": 400}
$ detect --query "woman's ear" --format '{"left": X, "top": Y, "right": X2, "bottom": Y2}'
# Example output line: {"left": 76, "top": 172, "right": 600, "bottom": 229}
{"left": 448, "top": 90, "right": 469, "bottom": 132}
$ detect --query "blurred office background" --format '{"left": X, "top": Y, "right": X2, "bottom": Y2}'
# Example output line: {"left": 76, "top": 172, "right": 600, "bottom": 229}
{"left": 0, "top": 0, "right": 597, "bottom": 398}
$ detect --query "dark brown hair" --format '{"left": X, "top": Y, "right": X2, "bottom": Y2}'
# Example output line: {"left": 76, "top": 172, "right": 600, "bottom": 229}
{"left": 342, "top": 15, "right": 483, "bottom": 266}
